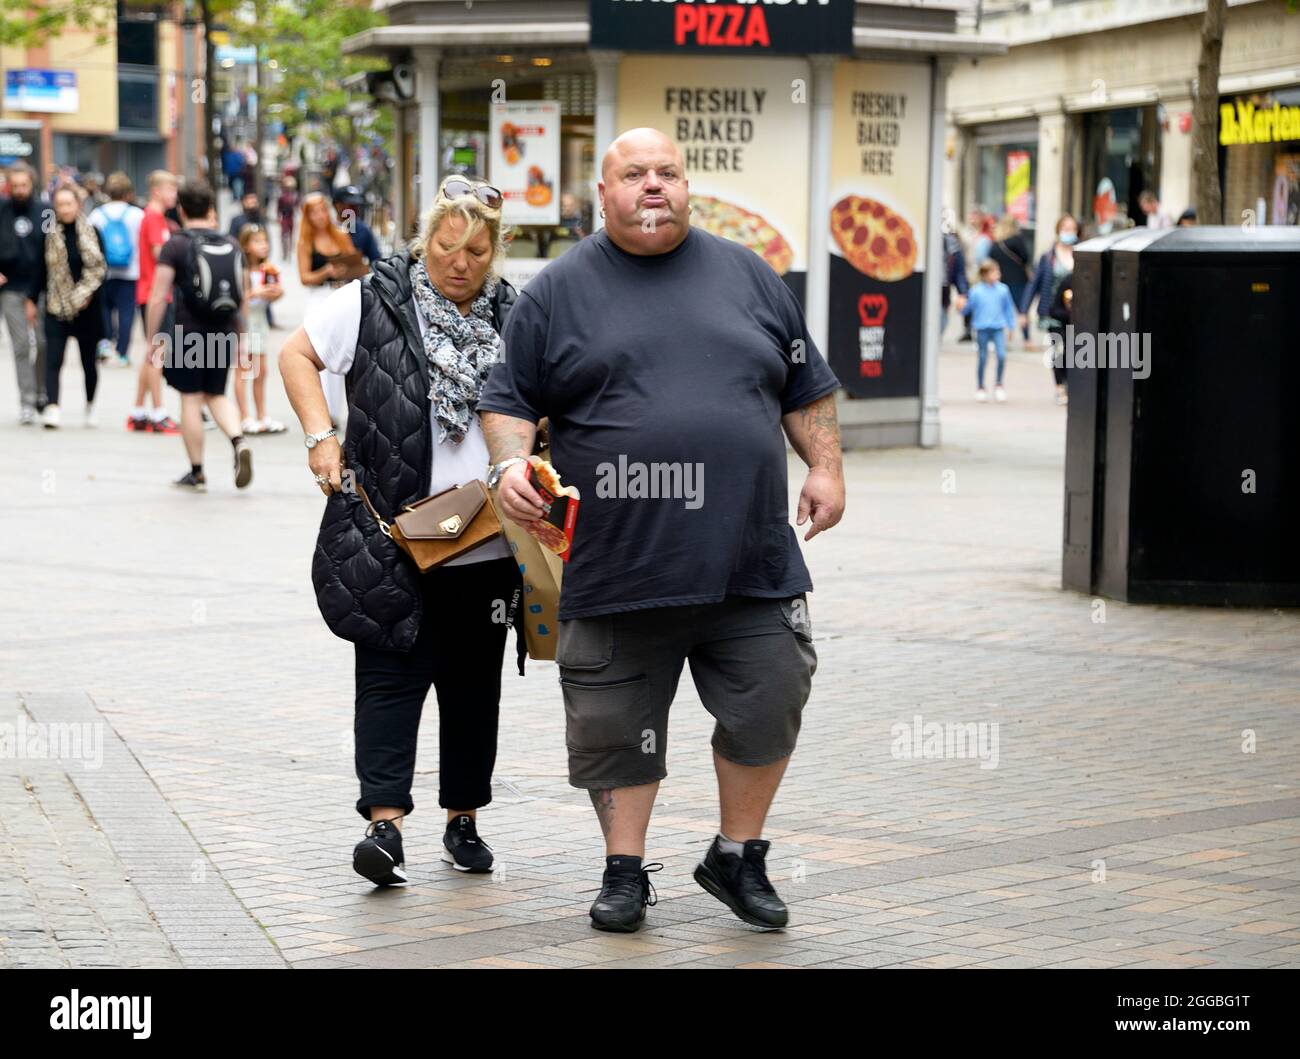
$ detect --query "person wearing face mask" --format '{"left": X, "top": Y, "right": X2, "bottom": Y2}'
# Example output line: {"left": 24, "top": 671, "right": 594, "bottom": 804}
{"left": 278, "top": 176, "right": 521, "bottom": 888}
{"left": 1020, "top": 213, "right": 1078, "bottom": 406}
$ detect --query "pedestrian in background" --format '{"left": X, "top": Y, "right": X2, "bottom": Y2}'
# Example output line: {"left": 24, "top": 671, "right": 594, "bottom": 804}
{"left": 145, "top": 180, "right": 252, "bottom": 492}
{"left": 0, "top": 161, "right": 49, "bottom": 424}
{"left": 227, "top": 189, "right": 265, "bottom": 240}
{"left": 987, "top": 214, "right": 1032, "bottom": 347}
{"left": 1020, "top": 213, "right": 1078, "bottom": 406}
{"left": 33, "top": 185, "right": 107, "bottom": 429}
{"left": 939, "top": 225, "right": 968, "bottom": 340}
{"left": 276, "top": 175, "right": 298, "bottom": 261}
{"left": 964, "top": 259, "right": 1017, "bottom": 403}
{"left": 132, "top": 170, "right": 180, "bottom": 432}
{"left": 90, "top": 172, "right": 144, "bottom": 368}
{"left": 333, "top": 186, "right": 381, "bottom": 264}
{"left": 1139, "top": 190, "right": 1172, "bottom": 229}
{"left": 234, "top": 225, "right": 286, "bottom": 435}
{"left": 298, "top": 191, "right": 360, "bottom": 428}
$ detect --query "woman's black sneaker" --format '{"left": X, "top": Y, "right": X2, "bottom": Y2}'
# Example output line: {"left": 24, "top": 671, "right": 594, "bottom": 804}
{"left": 589, "top": 856, "right": 663, "bottom": 933}
{"left": 693, "top": 837, "right": 788, "bottom": 929}
{"left": 173, "top": 470, "right": 207, "bottom": 492}
{"left": 353, "top": 819, "right": 407, "bottom": 886}
{"left": 441, "top": 814, "right": 494, "bottom": 873}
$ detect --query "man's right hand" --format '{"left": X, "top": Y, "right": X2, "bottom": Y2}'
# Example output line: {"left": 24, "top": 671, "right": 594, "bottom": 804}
{"left": 24, "top": 299, "right": 36, "bottom": 326}
{"left": 496, "top": 457, "right": 547, "bottom": 525}
{"left": 309, "top": 437, "right": 344, "bottom": 496}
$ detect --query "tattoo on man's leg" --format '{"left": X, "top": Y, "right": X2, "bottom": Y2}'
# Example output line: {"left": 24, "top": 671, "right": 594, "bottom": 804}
{"left": 589, "top": 788, "right": 614, "bottom": 838}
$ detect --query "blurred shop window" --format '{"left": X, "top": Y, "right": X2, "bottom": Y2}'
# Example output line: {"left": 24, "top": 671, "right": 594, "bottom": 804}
{"left": 118, "top": 75, "right": 159, "bottom": 131}
{"left": 976, "top": 140, "right": 1037, "bottom": 248}
{"left": 117, "top": 3, "right": 158, "bottom": 68}
{"left": 508, "top": 234, "right": 539, "bottom": 258}
{"left": 1080, "top": 106, "right": 1161, "bottom": 235}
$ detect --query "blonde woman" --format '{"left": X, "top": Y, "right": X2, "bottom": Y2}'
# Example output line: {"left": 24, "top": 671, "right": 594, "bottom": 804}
{"left": 297, "top": 191, "right": 359, "bottom": 426}
{"left": 279, "top": 177, "right": 522, "bottom": 887}
{"left": 987, "top": 214, "right": 1032, "bottom": 347}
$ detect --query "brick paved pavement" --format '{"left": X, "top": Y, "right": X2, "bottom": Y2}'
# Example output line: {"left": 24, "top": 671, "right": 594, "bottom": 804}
{"left": 1, "top": 268, "right": 1297, "bottom": 969}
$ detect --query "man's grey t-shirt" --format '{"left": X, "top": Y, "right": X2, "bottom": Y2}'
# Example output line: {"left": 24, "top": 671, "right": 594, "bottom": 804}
{"left": 477, "top": 226, "right": 840, "bottom": 620}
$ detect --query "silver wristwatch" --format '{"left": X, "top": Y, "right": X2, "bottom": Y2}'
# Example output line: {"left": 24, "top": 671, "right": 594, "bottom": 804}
{"left": 304, "top": 428, "right": 337, "bottom": 449}
{"left": 486, "top": 456, "right": 528, "bottom": 490}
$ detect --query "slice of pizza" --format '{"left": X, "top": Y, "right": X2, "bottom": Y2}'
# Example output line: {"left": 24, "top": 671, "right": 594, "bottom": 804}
{"left": 525, "top": 458, "right": 580, "bottom": 561}
{"left": 690, "top": 195, "right": 794, "bottom": 275}
{"left": 830, "top": 196, "right": 917, "bottom": 281}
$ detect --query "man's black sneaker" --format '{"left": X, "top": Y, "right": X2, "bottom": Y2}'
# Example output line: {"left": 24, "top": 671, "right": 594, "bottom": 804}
{"left": 353, "top": 819, "right": 407, "bottom": 886}
{"left": 173, "top": 470, "right": 207, "bottom": 492}
{"left": 233, "top": 441, "right": 253, "bottom": 489}
{"left": 441, "top": 814, "right": 494, "bottom": 873}
{"left": 589, "top": 856, "right": 663, "bottom": 933}
{"left": 694, "top": 837, "right": 788, "bottom": 930}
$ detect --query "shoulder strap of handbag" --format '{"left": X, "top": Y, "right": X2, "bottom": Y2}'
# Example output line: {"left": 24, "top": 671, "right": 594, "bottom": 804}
{"left": 352, "top": 480, "right": 393, "bottom": 538}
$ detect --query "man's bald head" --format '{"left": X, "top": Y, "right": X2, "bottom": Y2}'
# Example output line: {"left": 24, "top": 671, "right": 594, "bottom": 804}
{"left": 601, "top": 128, "right": 684, "bottom": 184}
{"left": 597, "top": 127, "right": 690, "bottom": 257}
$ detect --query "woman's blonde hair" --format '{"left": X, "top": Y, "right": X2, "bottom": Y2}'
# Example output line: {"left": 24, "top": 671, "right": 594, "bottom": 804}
{"left": 409, "top": 189, "right": 508, "bottom": 277}
{"left": 993, "top": 213, "right": 1020, "bottom": 241}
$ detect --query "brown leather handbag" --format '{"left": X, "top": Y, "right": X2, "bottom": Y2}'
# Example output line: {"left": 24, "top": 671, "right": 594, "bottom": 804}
{"left": 355, "top": 479, "right": 502, "bottom": 572}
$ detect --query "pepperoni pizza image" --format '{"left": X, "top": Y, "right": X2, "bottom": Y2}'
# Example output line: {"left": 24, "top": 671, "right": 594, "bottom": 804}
{"left": 689, "top": 195, "right": 794, "bottom": 275}
{"left": 524, "top": 459, "right": 580, "bottom": 561}
{"left": 830, "top": 195, "right": 917, "bottom": 281}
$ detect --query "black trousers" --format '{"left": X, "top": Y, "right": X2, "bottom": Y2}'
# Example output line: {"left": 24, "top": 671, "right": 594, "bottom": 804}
{"left": 353, "top": 555, "right": 519, "bottom": 820}
{"left": 45, "top": 305, "right": 104, "bottom": 406}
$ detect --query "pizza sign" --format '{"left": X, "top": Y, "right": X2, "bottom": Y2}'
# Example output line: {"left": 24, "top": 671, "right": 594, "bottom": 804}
{"left": 858, "top": 293, "right": 887, "bottom": 376}
{"left": 589, "top": 0, "right": 854, "bottom": 56}
{"left": 828, "top": 61, "right": 931, "bottom": 399}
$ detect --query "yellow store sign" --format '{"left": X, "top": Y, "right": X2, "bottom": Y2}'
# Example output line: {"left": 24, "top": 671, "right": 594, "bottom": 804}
{"left": 1220, "top": 99, "right": 1300, "bottom": 146}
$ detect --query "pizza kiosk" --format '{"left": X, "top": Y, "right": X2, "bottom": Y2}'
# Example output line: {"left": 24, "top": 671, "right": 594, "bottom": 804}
{"left": 344, "top": 0, "right": 1002, "bottom": 448}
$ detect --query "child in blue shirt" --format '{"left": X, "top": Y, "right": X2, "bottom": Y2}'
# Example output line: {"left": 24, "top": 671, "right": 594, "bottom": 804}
{"left": 963, "top": 259, "right": 1018, "bottom": 401}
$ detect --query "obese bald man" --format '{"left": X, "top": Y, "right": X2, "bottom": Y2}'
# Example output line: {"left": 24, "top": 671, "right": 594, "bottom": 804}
{"left": 479, "top": 128, "right": 844, "bottom": 933}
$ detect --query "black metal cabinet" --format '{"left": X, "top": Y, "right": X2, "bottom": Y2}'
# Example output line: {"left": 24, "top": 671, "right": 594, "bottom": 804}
{"left": 1064, "top": 226, "right": 1300, "bottom": 605}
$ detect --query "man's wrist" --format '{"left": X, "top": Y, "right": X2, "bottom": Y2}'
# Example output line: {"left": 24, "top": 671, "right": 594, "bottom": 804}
{"left": 487, "top": 456, "right": 529, "bottom": 490}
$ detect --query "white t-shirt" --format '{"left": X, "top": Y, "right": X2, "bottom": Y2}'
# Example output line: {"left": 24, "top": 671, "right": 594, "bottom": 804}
{"left": 89, "top": 201, "right": 145, "bottom": 281}
{"left": 305, "top": 279, "right": 512, "bottom": 566}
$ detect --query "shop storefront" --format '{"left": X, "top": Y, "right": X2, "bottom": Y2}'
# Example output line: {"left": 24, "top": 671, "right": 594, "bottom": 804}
{"left": 969, "top": 119, "right": 1038, "bottom": 245}
{"left": 1220, "top": 87, "right": 1300, "bottom": 226}
{"left": 344, "top": 0, "right": 1000, "bottom": 448}
{"left": 1075, "top": 104, "right": 1162, "bottom": 234}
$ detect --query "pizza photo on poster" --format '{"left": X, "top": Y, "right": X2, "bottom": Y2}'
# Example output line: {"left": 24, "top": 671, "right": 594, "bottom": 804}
{"left": 827, "top": 192, "right": 923, "bottom": 399}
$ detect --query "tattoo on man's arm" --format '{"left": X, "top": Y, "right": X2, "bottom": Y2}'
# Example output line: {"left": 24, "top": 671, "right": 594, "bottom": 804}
{"left": 589, "top": 789, "right": 614, "bottom": 839}
{"left": 796, "top": 395, "right": 843, "bottom": 477}
{"left": 481, "top": 414, "right": 536, "bottom": 464}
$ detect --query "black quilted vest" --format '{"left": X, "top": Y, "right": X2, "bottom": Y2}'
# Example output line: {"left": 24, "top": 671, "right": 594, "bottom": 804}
{"left": 311, "top": 252, "right": 517, "bottom": 651}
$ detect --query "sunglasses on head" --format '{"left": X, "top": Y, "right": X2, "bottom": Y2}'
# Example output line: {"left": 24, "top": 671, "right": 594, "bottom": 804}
{"left": 439, "top": 177, "right": 503, "bottom": 210}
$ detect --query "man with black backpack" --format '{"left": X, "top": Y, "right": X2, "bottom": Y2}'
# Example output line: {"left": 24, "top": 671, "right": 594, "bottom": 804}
{"left": 144, "top": 180, "right": 253, "bottom": 491}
